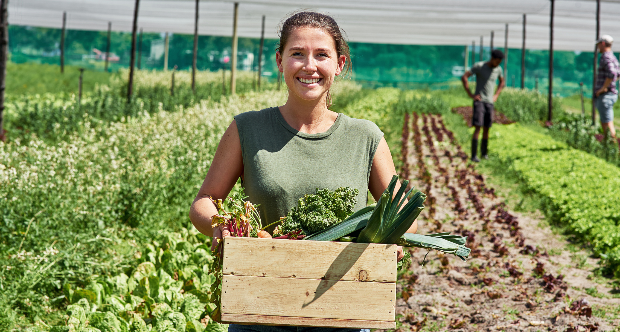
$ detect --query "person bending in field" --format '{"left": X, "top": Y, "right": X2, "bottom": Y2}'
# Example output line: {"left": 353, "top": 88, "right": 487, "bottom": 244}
{"left": 189, "top": 11, "right": 415, "bottom": 332}
{"left": 460, "top": 49, "right": 505, "bottom": 162}
{"left": 594, "top": 34, "right": 619, "bottom": 142}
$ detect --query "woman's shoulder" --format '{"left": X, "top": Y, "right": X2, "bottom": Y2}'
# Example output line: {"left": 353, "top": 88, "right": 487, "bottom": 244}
{"left": 234, "top": 107, "right": 280, "bottom": 134}
{"left": 339, "top": 113, "right": 383, "bottom": 137}
{"left": 234, "top": 106, "right": 277, "bottom": 123}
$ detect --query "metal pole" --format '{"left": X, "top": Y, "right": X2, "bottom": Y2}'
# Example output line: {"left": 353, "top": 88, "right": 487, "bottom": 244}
{"left": 257, "top": 15, "right": 265, "bottom": 89}
{"left": 471, "top": 40, "right": 475, "bottom": 66}
{"left": 61, "top": 12, "right": 66, "bottom": 74}
{"left": 105, "top": 22, "right": 111, "bottom": 72}
{"left": 164, "top": 32, "right": 169, "bottom": 71}
{"left": 580, "top": 82, "right": 585, "bottom": 116}
{"left": 521, "top": 14, "right": 526, "bottom": 89}
{"left": 490, "top": 31, "right": 494, "bottom": 50}
{"left": 230, "top": 2, "right": 239, "bottom": 94}
{"left": 138, "top": 28, "right": 143, "bottom": 70}
{"left": 504, "top": 24, "right": 508, "bottom": 80}
{"left": 192, "top": 0, "right": 199, "bottom": 93}
{"left": 592, "top": 0, "right": 600, "bottom": 125}
{"left": 127, "top": 0, "right": 140, "bottom": 103}
{"left": 0, "top": 0, "right": 8, "bottom": 142}
{"left": 479, "top": 36, "right": 483, "bottom": 61}
{"left": 464, "top": 44, "right": 469, "bottom": 71}
{"left": 78, "top": 68, "right": 84, "bottom": 104}
{"left": 549, "top": 0, "right": 555, "bottom": 122}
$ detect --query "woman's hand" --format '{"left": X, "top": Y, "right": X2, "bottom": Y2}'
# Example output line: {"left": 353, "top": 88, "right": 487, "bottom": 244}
{"left": 397, "top": 246, "right": 405, "bottom": 261}
{"left": 211, "top": 224, "right": 231, "bottom": 252}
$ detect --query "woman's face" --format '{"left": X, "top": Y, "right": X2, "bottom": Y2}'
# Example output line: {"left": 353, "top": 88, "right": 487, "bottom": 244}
{"left": 276, "top": 27, "right": 346, "bottom": 104}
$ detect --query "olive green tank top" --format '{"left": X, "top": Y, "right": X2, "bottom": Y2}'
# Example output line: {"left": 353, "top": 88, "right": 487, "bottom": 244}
{"left": 234, "top": 107, "right": 384, "bottom": 227}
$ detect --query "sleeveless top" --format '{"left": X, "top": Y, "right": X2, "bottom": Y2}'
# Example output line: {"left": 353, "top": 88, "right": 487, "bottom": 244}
{"left": 234, "top": 107, "right": 384, "bottom": 227}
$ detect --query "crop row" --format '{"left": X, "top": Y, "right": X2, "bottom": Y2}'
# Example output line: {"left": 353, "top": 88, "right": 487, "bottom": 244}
{"left": 401, "top": 110, "right": 575, "bottom": 321}
{"left": 1, "top": 89, "right": 286, "bottom": 329}
{"left": 492, "top": 124, "right": 620, "bottom": 277}
{"left": 549, "top": 114, "right": 620, "bottom": 167}
{"left": 4, "top": 70, "right": 263, "bottom": 144}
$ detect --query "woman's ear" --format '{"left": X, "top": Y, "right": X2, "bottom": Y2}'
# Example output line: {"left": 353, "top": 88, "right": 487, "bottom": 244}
{"left": 335, "top": 55, "right": 346, "bottom": 76}
{"left": 276, "top": 51, "right": 283, "bottom": 72}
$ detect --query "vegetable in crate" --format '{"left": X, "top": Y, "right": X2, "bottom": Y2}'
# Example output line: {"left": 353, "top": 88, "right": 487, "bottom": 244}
{"left": 306, "top": 175, "right": 471, "bottom": 261}
{"left": 210, "top": 190, "right": 263, "bottom": 240}
{"left": 276, "top": 187, "right": 358, "bottom": 236}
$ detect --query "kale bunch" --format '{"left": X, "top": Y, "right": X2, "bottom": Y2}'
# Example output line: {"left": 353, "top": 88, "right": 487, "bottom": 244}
{"left": 280, "top": 187, "right": 359, "bottom": 235}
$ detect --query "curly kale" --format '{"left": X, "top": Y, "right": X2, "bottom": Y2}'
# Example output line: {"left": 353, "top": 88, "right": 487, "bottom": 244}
{"left": 279, "top": 187, "right": 358, "bottom": 235}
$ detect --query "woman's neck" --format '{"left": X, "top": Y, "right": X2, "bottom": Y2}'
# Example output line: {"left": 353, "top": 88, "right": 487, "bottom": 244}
{"left": 279, "top": 94, "right": 338, "bottom": 134}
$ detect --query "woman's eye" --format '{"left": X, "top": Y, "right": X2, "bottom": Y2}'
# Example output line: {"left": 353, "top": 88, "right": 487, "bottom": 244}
{"left": 292, "top": 52, "right": 303, "bottom": 56}
{"left": 318, "top": 53, "right": 329, "bottom": 57}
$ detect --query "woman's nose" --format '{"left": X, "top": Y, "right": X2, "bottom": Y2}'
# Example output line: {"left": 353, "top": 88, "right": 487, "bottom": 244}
{"left": 303, "top": 56, "right": 317, "bottom": 71}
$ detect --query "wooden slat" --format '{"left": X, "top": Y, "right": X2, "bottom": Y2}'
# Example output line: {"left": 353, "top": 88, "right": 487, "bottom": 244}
{"left": 222, "top": 237, "right": 397, "bottom": 282}
{"left": 220, "top": 313, "right": 395, "bottom": 329}
{"left": 221, "top": 275, "right": 396, "bottom": 322}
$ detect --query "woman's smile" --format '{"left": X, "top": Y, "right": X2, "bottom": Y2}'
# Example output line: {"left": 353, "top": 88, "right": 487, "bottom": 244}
{"left": 296, "top": 77, "right": 323, "bottom": 85}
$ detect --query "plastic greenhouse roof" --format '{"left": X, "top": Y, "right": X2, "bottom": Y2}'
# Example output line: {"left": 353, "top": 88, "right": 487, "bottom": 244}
{"left": 8, "top": 0, "right": 620, "bottom": 52}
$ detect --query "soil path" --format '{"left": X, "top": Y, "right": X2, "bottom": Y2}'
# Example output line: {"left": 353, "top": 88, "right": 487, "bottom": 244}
{"left": 390, "top": 113, "right": 620, "bottom": 332}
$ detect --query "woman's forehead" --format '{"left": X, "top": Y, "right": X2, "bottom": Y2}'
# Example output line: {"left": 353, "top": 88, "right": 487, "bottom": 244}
{"left": 285, "top": 27, "right": 336, "bottom": 50}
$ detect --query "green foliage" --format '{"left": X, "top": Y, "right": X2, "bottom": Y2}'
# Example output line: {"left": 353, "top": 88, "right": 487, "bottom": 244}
{"left": 44, "top": 225, "right": 223, "bottom": 332}
{"left": 492, "top": 124, "right": 620, "bottom": 278}
{"left": 494, "top": 88, "right": 564, "bottom": 123}
{"left": 279, "top": 187, "right": 359, "bottom": 235}
{"left": 0, "top": 75, "right": 285, "bottom": 328}
{"left": 549, "top": 114, "right": 620, "bottom": 167}
{"left": 4, "top": 69, "right": 269, "bottom": 144}
{"left": 303, "top": 205, "right": 375, "bottom": 242}
{"left": 5, "top": 62, "right": 112, "bottom": 96}
{"left": 395, "top": 92, "right": 449, "bottom": 115}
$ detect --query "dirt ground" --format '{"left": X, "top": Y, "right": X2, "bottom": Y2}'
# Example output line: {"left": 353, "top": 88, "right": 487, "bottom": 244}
{"left": 389, "top": 113, "right": 620, "bottom": 332}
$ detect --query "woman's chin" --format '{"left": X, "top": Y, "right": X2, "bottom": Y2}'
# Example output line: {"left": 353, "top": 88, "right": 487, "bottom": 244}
{"left": 291, "top": 92, "right": 327, "bottom": 103}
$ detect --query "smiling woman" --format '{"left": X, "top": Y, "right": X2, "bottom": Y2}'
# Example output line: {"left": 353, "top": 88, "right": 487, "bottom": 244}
{"left": 189, "top": 11, "right": 415, "bottom": 332}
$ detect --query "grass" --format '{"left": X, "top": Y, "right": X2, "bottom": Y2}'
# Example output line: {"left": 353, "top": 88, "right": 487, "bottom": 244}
{"left": 585, "top": 286, "right": 607, "bottom": 298}
{"left": 5, "top": 62, "right": 113, "bottom": 96}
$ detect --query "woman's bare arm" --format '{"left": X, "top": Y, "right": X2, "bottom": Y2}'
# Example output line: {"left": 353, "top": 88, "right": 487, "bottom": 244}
{"left": 368, "top": 137, "right": 418, "bottom": 234}
{"left": 189, "top": 120, "right": 244, "bottom": 239}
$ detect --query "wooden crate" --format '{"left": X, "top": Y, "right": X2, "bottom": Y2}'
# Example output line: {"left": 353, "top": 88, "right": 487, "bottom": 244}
{"left": 219, "top": 237, "right": 397, "bottom": 329}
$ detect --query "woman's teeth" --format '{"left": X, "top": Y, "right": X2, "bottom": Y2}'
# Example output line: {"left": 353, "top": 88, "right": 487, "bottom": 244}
{"left": 298, "top": 78, "right": 321, "bottom": 84}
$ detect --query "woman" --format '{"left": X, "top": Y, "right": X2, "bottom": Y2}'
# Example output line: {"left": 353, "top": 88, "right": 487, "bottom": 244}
{"left": 189, "top": 11, "right": 416, "bottom": 332}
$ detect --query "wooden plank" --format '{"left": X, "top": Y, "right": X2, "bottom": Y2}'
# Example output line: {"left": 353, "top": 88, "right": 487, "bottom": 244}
{"left": 223, "top": 237, "right": 396, "bottom": 282}
{"left": 221, "top": 275, "right": 395, "bottom": 322}
{"left": 220, "top": 313, "right": 395, "bottom": 329}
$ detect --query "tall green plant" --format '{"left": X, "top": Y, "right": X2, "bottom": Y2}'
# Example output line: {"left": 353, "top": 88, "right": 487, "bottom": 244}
{"left": 494, "top": 88, "right": 564, "bottom": 123}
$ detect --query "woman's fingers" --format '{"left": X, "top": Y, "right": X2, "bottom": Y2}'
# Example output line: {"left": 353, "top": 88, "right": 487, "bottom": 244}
{"left": 211, "top": 225, "right": 231, "bottom": 252}
{"left": 397, "top": 246, "right": 405, "bottom": 261}
{"left": 221, "top": 225, "right": 231, "bottom": 238}
{"left": 211, "top": 226, "right": 222, "bottom": 252}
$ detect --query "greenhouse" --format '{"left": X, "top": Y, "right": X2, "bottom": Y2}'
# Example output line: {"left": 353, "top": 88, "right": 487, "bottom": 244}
{"left": 1, "top": 1, "right": 620, "bottom": 331}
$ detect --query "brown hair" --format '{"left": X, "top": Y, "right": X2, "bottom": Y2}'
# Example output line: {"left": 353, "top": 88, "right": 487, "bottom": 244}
{"left": 277, "top": 11, "right": 352, "bottom": 77}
